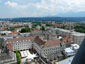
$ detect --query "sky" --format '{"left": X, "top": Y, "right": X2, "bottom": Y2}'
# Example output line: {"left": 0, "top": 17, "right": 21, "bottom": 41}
{"left": 0, "top": 0, "right": 85, "bottom": 18}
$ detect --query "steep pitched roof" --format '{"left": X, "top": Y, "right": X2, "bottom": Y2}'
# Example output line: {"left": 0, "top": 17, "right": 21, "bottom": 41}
{"left": 35, "top": 36, "right": 45, "bottom": 45}
{"left": 7, "top": 44, "right": 13, "bottom": 51}
{"left": 44, "top": 39, "right": 61, "bottom": 48}
{"left": 35, "top": 36, "right": 61, "bottom": 48}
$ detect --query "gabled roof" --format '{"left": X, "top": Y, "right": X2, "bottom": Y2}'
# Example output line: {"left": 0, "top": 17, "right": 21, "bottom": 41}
{"left": 35, "top": 36, "right": 61, "bottom": 48}
{"left": 7, "top": 44, "right": 13, "bottom": 51}
{"left": 44, "top": 39, "right": 61, "bottom": 48}
{"left": 35, "top": 36, "right": 45, "bottom": 45}
{"left": 6, "top": 36, "right": 35, "bottom": 44}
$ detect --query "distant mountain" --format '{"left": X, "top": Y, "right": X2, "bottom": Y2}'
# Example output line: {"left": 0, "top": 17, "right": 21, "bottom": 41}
{"left": 57, "top": 12, "right": 85, "bottom": 17}
{"left": 0, "top": 17, "right": 85, "bottom": 22}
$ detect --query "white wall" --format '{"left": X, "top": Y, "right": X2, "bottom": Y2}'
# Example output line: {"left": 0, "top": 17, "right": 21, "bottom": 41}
{"left": 12, "top": 41, "right": 32, "bottom": 51}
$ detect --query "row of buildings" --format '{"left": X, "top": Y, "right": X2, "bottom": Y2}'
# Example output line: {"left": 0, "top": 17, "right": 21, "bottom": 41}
{"left": 0, "top": 26, "right": 83, "bottom": 64}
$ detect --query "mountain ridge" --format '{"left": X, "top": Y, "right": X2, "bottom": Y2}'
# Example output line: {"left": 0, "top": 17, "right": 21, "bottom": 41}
{"left": 0, "top": 17, "right": 85, "bottom": 22}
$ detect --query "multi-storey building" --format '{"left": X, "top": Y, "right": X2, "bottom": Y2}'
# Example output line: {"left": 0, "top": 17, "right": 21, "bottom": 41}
{"left": 33, "top": 36, "right": 65, "bottom": 60}
{"left": 55, "top": 28, "right": 85, "bottom": 45}
{"left": 71, "top": 32, "right": 85, "bottom": 45}
{"left": 5, "top": 36, "right": 35, "bottom": 51}
{"left": 2, "top": 29, "right": 74, "bottom": 61}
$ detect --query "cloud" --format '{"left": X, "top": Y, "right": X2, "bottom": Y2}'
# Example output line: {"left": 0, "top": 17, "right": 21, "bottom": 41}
{"left": 5, "top": 1, "right": 18, "bottom": 7}
{"left": 2, "top": 0, "right": 85, "bottom": 18}
{"left": 26, "top": 0, "right": 85, "bottom": 16}
{"left": 32, "top": 0, "right": 85, "bottom": 12}
{"left": 5, "top": 0, "right": 85, "bottom": 12}
{"left": 5, "top": 1, "right": 27, "bottom": 8}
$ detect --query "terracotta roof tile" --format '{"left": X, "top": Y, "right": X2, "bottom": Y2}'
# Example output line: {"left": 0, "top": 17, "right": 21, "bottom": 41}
{"left": 9, "top": 30, "right": 18, "bottom": 36}
{"left": 35, "top": 36, "right": 61, "bottom": 48}
{"left": 35, "top": 36, "right": 45, "bottom": 45}
{"left": 44, "top": 39, "right": 61, "bottom": 48}
{"left": 63, "top": 36, "right": 74, "bottom": 43}
{"left": 7, "top": 44, "right": 13, "bottom": 51}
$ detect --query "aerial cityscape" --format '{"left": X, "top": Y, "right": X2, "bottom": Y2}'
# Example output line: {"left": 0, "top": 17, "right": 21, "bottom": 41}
{"left": 0, "top": 0, "right": 85, "bottom": 64}
{"left": 0, "top": 21, "right": 84, "bottom": 64}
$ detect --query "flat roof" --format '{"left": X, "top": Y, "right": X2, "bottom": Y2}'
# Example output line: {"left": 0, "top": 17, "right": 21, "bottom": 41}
{"left": 72, "top": 32, "right": 85, "bottom": 36}
{"left": 57, "top": 56, "right": 74, "bottom": 64}
{"left": 71, "top": 44, "right": 80, "bottom": 50}
{"left": 64, "top": 47, "right": 74, "bottom": 53}
{"left": 20, "top": 50, "right": 37, "bottom": 59}
{"left": 55, "top": 28, "right": 85, "bottom": 36}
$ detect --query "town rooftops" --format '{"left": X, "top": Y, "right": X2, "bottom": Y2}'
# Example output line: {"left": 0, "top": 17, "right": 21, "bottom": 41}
{"left": 0, "top": 31, "right": 12, "bottom": 34}
{"left": 44, "top": 39, "right": 61, "bottom": 48}
{"left": 6, "top": 36, "right": 35, "bottom": 44}
{"left": 63, "top": 36, "right": 74, "bottom": 43}
{"left": 55, "top": 28, "right": 85, "bottom": 36}
{"left": 64, "top": 47, "right": 75, "bottom": 56}
{"left": 7, "top": 44, "right": 13, "bottom": 51}
{"left": 72, "top": 32, "right": 85, "bottom": 36}
{"left": 35, "top": 36, "right": 61, "bottom": 48}
{"left": 57, "top": 56, "right": 74, "bottom": 64}
{"left": 35, "top": 36, "right": 45, "bottom": 45}
{"left": 8, "top": 30, "right": 18, "bottom": 36}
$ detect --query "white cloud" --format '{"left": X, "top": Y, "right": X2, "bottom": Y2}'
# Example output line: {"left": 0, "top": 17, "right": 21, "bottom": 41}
{"left": 5, "top": 0, "right": 85, "bottom": 12}
{"left": 3, "top": 0, "right": 85, "bottom": 17}
{"left": 30, "top": 0, "right": 85, "bottom": 13}
{"left": 5, "top": 1, "right": 27, "bottom": 8}
{"left": 5, "top": 1, "right": 18, "bottom": 7}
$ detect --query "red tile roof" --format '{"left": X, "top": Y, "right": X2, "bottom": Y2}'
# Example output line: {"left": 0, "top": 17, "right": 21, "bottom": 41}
{"left": 63, "top": 36, "right": 74, "bottom": 43}
{"left": 53, "top": 24, "right": 60, "bottom": 27}
{"left": 7, "top": 44, "right": 13, "bottom": 51}
{"left": 35, "top": 36, "right": 45, "bottom": 45}
{"left": 9, "top": 30, "right": 18, "bottom": 36}
{"left": 35, "top": 36, "right": 61, "bottom": 48}
{"left": 44, "top": 39, "right": 61, "bottom": 48}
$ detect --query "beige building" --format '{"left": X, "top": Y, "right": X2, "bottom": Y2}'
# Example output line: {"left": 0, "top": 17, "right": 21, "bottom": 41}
{"left": 55, "top": 28, "right": 85, "bottom": 45}
{"left": 33, "top": 36, "right": 65, "bottom": 60}
{"left": 5, "top": 36, "right": 35, "bottom": 51}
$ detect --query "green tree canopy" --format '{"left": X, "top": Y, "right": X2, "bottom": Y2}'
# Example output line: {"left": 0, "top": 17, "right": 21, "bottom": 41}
{"left": 20, "top": 28, "right": 30, "bottom": 33}
{"left": 16, "top": 50, "right": 21, "bottom": 64}
{"left": 40, "top": 26, "right": 45, "bottom": 31}
{"left": 74, "top": 25, "right": 85, "bottom": 33}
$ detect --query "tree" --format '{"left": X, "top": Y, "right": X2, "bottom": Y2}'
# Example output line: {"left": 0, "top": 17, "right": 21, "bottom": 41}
{"left": 5, "top": 27, "right": 15, "bottom": 31}
{"left": 74, "top": 25, "right": 85, "bottom": 33}
{"left": 46, "top": 24, "right": 52, "bottom": 26}
{"left": 0, "top": 45, "right": 2, "bottom": 49}
{"left": 16, "top": 50, "right": 21, "bottom": 64}
{"left": 32, "top": 23, "right": 41, "bottom": 28}
{"left": 20, "top": 28, "right": 30, "bottom": 33}
{"left": 40, "top": 26, "right": 45, "bottom": 31}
